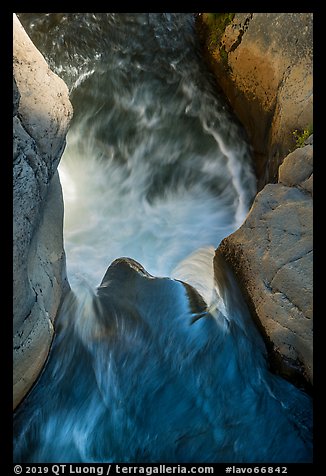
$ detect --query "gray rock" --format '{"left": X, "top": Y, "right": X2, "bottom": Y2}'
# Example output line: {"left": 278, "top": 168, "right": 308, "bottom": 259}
{"left": 278, "top": 143, "right": 313, "bottom": 194}
{"left": 13, "top": 77, "right": 20, "bottom": 116}
{"left": 13, "top": 14, "right": 73, "bottom": 409}
{"left": 304, "top": 134, "right": 313, "bottom": 146}
{"left": 217, "top": 145, "right": 313, "bottom": 387}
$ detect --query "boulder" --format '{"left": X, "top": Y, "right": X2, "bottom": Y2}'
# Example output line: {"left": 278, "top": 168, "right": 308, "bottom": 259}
{"left": 13, "top": 14, "right": 73, "bottom": 409}
{"left": 196, "top": 13, "right": 313, "bottom": 189}
{"left": 217, "top": 140, "right": 313, "bottom": 388}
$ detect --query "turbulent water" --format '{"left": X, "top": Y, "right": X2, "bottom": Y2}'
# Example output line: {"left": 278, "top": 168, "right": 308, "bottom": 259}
{"left": 14, "top": 13, "right": 313, "bottom": 463}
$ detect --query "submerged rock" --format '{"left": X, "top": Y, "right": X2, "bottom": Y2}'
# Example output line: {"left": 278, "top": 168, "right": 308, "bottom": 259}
{"left": 14, "top": 258, "right": 312, "bottom": 463}
{"left": 13, "top": 14, "right": 73, "bottom": 409}
{"left": 217, "top": 140, "right": 313, "bottom": 389}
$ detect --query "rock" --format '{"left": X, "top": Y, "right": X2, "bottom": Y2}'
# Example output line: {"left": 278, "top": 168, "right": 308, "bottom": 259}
{"left": 217, "top": 141, "right": 313, "bottom": 389}
{"left": 13, "top": 257, "right": 312, "bottom": 463}
{"left": 197, "top": 13, "right": 314, "bottom": 388}
{"left": 196, "top": 13, "right": 313, "bottom": 189}
{"left": 278, "top": 142, "right": 313, "bottom": 194}
{"left": 13, "top": 77, "right": 20, "bottom": 116}
{"left": 13, "top": 14, "right": 73, "bottom": 409}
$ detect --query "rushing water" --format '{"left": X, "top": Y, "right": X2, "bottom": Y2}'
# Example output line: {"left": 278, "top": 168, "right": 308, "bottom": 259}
{"left": 14, "top": 13, "right": 312, "bottom": 463}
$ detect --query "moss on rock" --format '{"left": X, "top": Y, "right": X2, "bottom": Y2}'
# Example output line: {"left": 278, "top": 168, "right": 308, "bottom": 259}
{"left": 198, "top": 13, "right": 235, "bottom": 68}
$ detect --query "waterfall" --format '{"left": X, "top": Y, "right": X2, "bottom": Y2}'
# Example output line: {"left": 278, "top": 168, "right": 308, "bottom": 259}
{"left": 14, "top": 13, "right": 312, "bottom": 463}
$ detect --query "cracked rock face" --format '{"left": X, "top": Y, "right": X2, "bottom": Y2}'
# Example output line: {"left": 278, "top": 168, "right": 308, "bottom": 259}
{"left": 217, "top": 139, "right": 313, "bottom": 388}
{"left": 197, "top": 13, "right": 313, "bottom": 190}
{"left": 13, "top": 14, "right": 73, "bottom": 409}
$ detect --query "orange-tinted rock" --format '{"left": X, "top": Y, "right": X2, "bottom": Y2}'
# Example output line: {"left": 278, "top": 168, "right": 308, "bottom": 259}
{"left": 196, "top": 13, "right": 313, "bottom": 190}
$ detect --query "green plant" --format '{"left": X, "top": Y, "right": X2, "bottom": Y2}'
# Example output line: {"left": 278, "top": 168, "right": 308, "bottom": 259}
{"left": 203, "top": 13, "right": 235, "bottom": 50}
{"left": 292, "top": 125, "right": 313, "bottom": 148}
{"left": 205, "top": 13, "right": 235, "bottom": 27}
{"left": 219, "top": 45, "right": 228, "bottom": 65}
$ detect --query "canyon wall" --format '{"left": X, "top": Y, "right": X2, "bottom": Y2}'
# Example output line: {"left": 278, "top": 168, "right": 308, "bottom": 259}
{"left": 196, "top": 13, "right": 313, "bottom": 189}
{"left": 197, "top": 13, "right": 313, "bottom": 388}
{"left": 13, "top": 14, "right": 73, "bottom": 409}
